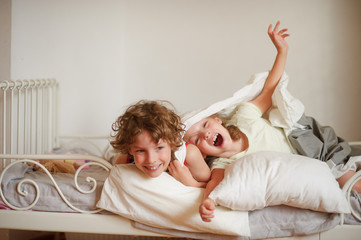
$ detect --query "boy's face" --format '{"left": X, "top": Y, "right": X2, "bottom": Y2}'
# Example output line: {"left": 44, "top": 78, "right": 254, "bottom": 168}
{"left": 129, "top": 130, "right": 172, "bottom": 178}
{"left": 184, "top": 117, "right": 233, "bottom": 158}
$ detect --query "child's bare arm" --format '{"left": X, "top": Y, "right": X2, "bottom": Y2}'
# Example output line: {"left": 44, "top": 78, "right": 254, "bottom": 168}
{"left": 199, "top": 168, "right": 224, "bottom": 222}
{"left": 168, "top": 144, "right": 211, "bottom": 188}
{"left": 184, "top": 144, "right": 211, "bottom": 182}
{"left": 337, "top": 170, "right": 361, "bottom": 193}
{"left": 114, "top": 153, "right": 129, "bottom": 164}
{"left": 250, "top": 21, "right": 290, "bottom": 114}
{"left": 168, "top": 160, "right": 207, "bottom": 188}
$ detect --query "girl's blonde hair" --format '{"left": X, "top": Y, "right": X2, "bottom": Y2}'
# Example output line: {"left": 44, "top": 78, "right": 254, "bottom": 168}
{"left": 225, "top": 124, "right": 242, "bottom": 141}
{"left": 110, "top": 100, "right": 184, "bottom": 159}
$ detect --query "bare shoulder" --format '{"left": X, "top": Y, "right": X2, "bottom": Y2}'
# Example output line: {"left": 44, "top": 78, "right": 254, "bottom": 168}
{"left": 114, "top": 153, "right": 129, "bottom": 164}
{"left": 185, "top": 143, "right": 204, "bottom": 162}
{"left": 186, "top": 143, "right": 201, "bottom": 154}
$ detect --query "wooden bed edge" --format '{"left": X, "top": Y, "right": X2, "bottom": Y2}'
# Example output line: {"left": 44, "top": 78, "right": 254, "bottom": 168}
{"left": 1, "top": 210, "right": 361, "bottom": 240}
{"left": 0, "top": 210, "right": 167, "bottom": 237}
{"left": 319, "top": 225, "right": 361, "bottom": 240}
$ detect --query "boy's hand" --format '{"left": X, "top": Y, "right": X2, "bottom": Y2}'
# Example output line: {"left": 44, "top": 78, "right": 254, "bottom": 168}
{"left": 199, "top": 198, "right": 216, "bottom": 222}
{"left": 268, "top": 21, "right": 290, "bottom": 53}
{"left": 168, "top": 160, "right": 196, "bottom": 186}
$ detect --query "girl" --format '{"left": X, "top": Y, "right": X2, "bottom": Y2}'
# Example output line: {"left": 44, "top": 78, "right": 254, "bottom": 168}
{"left": 184, "top": 21, "right": 293, "bottom": 221}
{"left": 185, "top": 21, "right": 361, "bottom": 222}
{"left": 110, "top": 100, "right": 211, "bottom": 187}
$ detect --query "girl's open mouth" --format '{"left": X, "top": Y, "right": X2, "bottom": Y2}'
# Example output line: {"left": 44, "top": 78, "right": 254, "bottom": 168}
{"left": 213, "top": 134, "right": 223, "bottom": 146}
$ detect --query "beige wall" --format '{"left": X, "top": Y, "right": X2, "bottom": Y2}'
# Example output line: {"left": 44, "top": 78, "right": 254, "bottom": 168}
{"left": 0, "top": 0, "right": 11, "bottom": 80}
{"left": 10, "top": 0, "right": 361, "bottom": 141}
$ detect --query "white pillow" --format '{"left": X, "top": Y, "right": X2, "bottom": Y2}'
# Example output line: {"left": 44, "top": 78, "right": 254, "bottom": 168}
{"left": 209, "top": 151, "right": 350, "bottom": 214}
{"left": 96, "top": 164, "right": 250, "bottom": 236}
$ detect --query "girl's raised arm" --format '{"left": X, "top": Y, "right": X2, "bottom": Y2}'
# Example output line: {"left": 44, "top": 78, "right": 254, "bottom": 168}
{"left": 250, "top": 21, "right": 290, "bottom": 114}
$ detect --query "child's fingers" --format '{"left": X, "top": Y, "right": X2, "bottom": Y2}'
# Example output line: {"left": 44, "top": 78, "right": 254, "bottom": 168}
{"left": 201, "top": 215, "right": 214, "bottom": 222}
{"left": 199, "top": 198, "right": 216, "bottom": 222}
{"left": 168, "top": 162, "right": 174, "bottom": 172}
{"left": 172, "top": 159, "right": 181, "bottom": 167}
{"left": 201, "top": 218, "right": 211, "bottom": 222}
{"left": 268, "top": 24, "right": 273, "bottom": 35}
{"left": 199, "top": 206, "right": 214, "bottom": 218}
{"left": 201, "top": 211, "right": 214, "bottom": 218}
{"left": 278, "top": 28, "right": 288, "bottom": 34}
{"left": 200, "top": 212, "right": 215, "bottom": 222}
{"left": 274, "top": 20, "right": 280, "bottom": 33}
{"left": 169, "top": 160, "right": 180, "bottom": 169}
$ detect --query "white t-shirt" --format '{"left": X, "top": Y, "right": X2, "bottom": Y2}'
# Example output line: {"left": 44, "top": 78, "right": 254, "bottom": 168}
{"left": 211, "top": 102, "right": 294, "bottom": 170}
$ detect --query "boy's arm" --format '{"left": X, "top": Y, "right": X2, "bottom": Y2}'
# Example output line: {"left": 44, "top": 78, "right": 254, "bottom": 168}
{"left": 250, "top": 21, "right": 290, "bottom": 115}
{"left": 113, "top": 153, "right": 129, "bottom": 164}
{"left": 168, "top": 160, "right": 208, "bottom": 188}
{"left": 168, "top": 144, "right": 211, "bottom": 188}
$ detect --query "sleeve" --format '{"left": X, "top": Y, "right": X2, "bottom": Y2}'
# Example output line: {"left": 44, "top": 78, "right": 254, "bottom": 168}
{"left": 235, "top": 102, "right": 262, "bottom": 120}
{"left": 227, "top": 102, "right": 262, "bottom": 128}
{"left": 174, "top": 141, "right": 186, "bottom": 166}
{"left": 211, "top": 157, "right": 235, "bottom": 170}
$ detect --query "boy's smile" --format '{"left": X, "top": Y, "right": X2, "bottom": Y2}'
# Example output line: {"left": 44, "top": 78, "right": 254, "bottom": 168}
{"left": 129, "top": 130, "right": 172, "bottom": 178}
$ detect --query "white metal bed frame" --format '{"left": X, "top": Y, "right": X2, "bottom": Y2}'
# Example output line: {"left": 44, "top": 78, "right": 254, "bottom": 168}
{"left": 0, "top": 79, "right": 167, "bottom": 238}
{"left": 0, "top": 79, "right": 361, "bottom": 240}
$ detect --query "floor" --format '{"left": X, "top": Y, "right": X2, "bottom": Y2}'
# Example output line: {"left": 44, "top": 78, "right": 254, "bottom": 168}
{"left": 5, "top": 230, "right": 189, "bottom": 240}
{"left": 0, "top": 231, "right": 65, "bottom": 240}
{"left": 31, "top": 232, "right": 65, "bottom": 240}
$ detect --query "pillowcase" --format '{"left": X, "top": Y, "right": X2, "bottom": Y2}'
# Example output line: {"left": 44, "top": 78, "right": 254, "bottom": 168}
{"left": 96, "top": 164, "right": 250, "bottom": 236}
{"left": 209, "top": 151, "right": 350, "bottom": 214}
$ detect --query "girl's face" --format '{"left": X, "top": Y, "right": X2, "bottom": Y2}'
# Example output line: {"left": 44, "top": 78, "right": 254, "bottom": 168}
{"left": 184, "top": 117, "right": 234, "bottom": 158}
{"left": 129, "top": 130, "right": 172, "bottom": 178}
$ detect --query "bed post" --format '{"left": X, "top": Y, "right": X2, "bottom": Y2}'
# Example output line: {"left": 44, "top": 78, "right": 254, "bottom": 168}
{"left": 0, "top": 79, "right": 58, "bottom": 169}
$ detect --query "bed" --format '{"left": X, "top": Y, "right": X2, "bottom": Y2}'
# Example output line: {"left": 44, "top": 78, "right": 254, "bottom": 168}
{"left": 1, "top": 78, "right": 361, "bottom": 240}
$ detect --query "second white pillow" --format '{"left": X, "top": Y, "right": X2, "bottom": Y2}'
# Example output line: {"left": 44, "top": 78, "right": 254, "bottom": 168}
{"left": 209, "top": 151, "right": 350, "bottom": 214}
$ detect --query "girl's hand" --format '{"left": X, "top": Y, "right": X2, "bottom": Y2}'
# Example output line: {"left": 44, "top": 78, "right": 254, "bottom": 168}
{"left": 268, "top": 21, "right": 290, "bottom": 53}
{"left": 199, "top": 198, "right": 216, "bottom": 222}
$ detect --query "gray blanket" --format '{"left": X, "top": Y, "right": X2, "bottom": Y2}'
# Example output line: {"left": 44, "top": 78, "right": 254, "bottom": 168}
{"left": 133, "top": 197, "right": 361, "bottom": 240}
{"left": 133, "top": 205, "right": 341, "bottom": 240}
{"left": 288, "top": 114, "right": 361, "bottom": 166}
{"left": 1, "top": 163, "right": 107, "bottom": 212}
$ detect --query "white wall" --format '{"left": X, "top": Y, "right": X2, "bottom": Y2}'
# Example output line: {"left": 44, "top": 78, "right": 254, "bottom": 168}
{"left": 11, "top": 0, "right": 361, "bottom": 141}
{"left": 0, "top": 0, "right": 11, "bottom": 80}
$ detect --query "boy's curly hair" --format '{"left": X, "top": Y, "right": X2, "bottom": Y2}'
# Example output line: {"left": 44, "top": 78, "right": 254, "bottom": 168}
{"left": 110, "top": 100, "right": 184, "bottom": 158}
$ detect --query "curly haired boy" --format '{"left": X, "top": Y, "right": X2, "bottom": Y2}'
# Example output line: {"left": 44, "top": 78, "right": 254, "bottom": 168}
{"left": 111, "top": 100, "right": 210, "bottom": 187}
